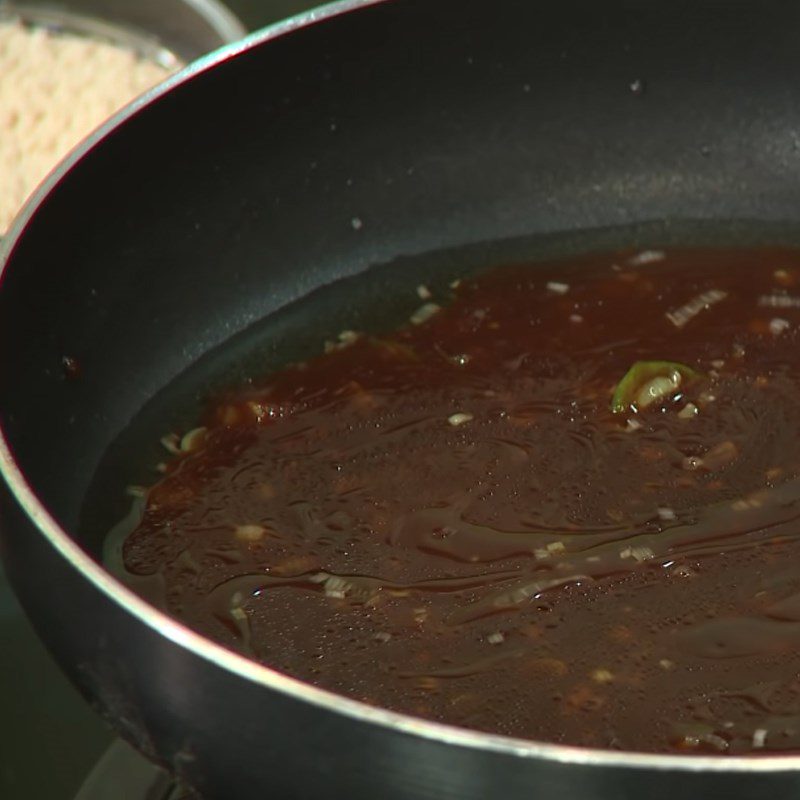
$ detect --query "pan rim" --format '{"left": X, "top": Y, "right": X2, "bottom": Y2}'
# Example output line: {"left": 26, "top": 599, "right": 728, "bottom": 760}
{"left": 1, "top": 0, "right": 798, "bottom": 774}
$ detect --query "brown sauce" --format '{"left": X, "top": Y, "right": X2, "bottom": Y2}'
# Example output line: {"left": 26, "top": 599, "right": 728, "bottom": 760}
{"left": 119, "top": 248, "right": 800, "bottom": 754}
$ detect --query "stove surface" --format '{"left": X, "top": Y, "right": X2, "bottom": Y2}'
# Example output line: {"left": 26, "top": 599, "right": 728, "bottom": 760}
{"left": 74, "top": 741, "right": 192, "bottom": 800}
{"left": 0, "top": 573, "right": 112, "bottom": 798}
{"left": 1, "top": 573, "right": 202, "bottom": 800}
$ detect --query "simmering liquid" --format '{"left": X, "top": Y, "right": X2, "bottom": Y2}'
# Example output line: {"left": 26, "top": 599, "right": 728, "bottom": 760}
{"left": 115, "top": 248, "right": 800, "bottom": 754}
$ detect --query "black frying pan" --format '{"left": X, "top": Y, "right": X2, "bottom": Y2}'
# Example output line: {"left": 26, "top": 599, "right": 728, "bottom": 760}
{"left": 3, "top": 0, "right": 800, "bottom": 797}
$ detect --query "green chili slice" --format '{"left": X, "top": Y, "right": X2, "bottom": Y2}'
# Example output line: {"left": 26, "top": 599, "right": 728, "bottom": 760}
{"left": 611, "top": 360, "right": 700, "bottom": 414}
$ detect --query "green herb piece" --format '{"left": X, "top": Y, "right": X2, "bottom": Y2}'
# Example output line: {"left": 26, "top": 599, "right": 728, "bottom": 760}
{"left": 611, "top": 361, "right": 700, "bottom": 414}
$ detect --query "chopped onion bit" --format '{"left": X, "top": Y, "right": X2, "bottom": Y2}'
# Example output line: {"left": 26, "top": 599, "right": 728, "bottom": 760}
{"left": 323, "top": 575, "right": 350, "bottom": 599}
{"left": 620, "top": 545, "right": 655, "bottom": 562}
{"left": 325, "top": 330, "right": 361, "bottom": 354}
{"left": 774, "top": 268, "right": 794, "bottom": 286}
{"left": 591, "top": 668, "right": 614, "bottom": 684}
{"left": 546, "top": 281, "right": 570, "bottom": 295}
{"left": 627, "top": 250, "right": 665, "bottom": 266}
{"left": 413, "top": 607, "right": 429, "bottom": 623}
{"left": 448, "top": 412, "right": 474, "bottom": 426}
{"left": 701, "top": 440, "right": 738, "bottom": 471}
{"left": 160, "top": 433, "right": 181, "bottom": 454}
{"left": 248, "top": 401, "right": 268, "bottom": 421}
{"left": 410, "top": 302, "right": 441, "bottom": 325}
{"left": 732, "top": 494, "right": 764, "bottom": 511}
{"left": 678, "top": 731, "right": 729, "bottom": 752}
{"left": 752, "top": 729, "right": 768, "bottom": 749}
{"left": 416, "top": 284, "right": 432, "bottom": 300}
{"left": 487, "top": 631, "right": 505, "bottom": 645}
{"left": 180, "top": 426, "right": 207, "bottom": 452}
{"left": 698, "top": 390, "right": 717, "bottom": 405}
{"left": 678, "top": 402, "right": 698, "bottom": 420}
{"left": 235, "top": 524, "right": 267, "bottom": 542}
{"left": 338, "top": 329, "right": 360, "bottom": 345}
{"left": 492, "top": 574, "right": 593, "bottom": 608}
{"left": 665, "top": 289, "right": 727, "bottom": 328}
{"left": 769, "top": 317, "right": 791, "bottom": 336}
{"left": 759, "top": 294, "right": 800, "bottom": 308}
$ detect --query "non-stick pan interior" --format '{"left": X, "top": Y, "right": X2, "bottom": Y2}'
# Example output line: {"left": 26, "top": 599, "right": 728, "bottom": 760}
{"left": 5, "top": 0, "right": 800, "bottom": 544}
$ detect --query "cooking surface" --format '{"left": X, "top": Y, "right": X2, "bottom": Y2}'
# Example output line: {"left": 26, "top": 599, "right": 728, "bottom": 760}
{"left": 0, "top": 6, "right": 314, "bottom": 799}
{"left": 117, "top": 248, "right": 800, "bottom": 754}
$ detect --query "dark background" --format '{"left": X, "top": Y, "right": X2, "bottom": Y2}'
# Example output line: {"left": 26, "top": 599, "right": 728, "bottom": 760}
{"left": 0, "top": 5, "right": 313, "bottom": 798}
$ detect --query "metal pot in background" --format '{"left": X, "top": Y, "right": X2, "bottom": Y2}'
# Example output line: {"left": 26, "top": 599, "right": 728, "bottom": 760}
{"left": 4, "top": 0, "right": 800, "bottom": 798}
{"left": 0, "top": 0, "right": 246, "bottom": 63}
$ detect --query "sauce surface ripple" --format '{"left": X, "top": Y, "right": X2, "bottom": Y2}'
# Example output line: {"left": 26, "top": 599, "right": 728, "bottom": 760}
{"left": 120, "top": 249, "right": 800, "bottom": 754}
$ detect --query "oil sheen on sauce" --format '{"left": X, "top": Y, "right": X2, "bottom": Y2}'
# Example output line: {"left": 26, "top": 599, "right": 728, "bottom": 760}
{"left": 119, "top": 248, "right": 800, "bottom": 755}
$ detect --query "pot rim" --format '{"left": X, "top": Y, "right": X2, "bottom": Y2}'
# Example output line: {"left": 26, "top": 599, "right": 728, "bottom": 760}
{"left": 0, "top": 0, "right": 795, "bottom": 774}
